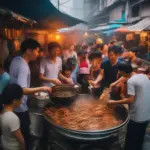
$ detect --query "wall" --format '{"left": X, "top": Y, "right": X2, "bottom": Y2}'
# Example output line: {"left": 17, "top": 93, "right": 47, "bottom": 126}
{"left": 83, "top": 0, "right": 101, "bottom": 21}
{"left": 107, "top": 0, "right": 118, "bottom": 7}
{"left": 109, "top": 4, "right": 124, "bottom": 21}
{"left": 140, "top": 1, "right": 150, "bottom": 17}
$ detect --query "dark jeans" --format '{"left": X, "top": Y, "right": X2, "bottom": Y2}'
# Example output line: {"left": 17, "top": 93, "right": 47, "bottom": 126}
{"left": 15, "top": 111, "right": 31, "bottom": 150}
{"left": 124, "top": 120, "right": 148, "bottom": 150}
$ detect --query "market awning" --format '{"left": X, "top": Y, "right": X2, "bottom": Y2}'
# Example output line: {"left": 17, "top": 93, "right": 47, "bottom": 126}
{"left": 145, "top": 25, "right": 150, "bottom": 30}
{"left": 0, "top": 8, "right": 36, "bottom": 24}
{"left": 58, "top": 23, "right": 87, "bottom": 33}
{"left": 0, "top": 0, "right": 86, "bottom": 28}
{"left": 90, "top": 24, "right": 122, "bottom": 32}
{"left": 127, "top": 17, "right": 150, "bottom": 31}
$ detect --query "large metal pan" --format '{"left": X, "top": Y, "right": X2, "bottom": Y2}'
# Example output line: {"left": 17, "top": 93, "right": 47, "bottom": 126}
{"left": 43, "top": 95, "right": 129, "bottom": 141}
{"left": 50, "top": 84, "right": 78, "bottom": 105}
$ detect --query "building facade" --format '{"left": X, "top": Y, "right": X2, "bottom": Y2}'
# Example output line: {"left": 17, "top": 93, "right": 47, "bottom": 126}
{"left": 51, "top": 0, "right": 150, "bottom": 24}
{"left": 88, "top": 0, "right": 126, "bottom": 25}
{"left": 127, "top": 0, "right": 150, "bottom": 21}
{"left": 50, "top": 0, "right": 101, "bottom": 21}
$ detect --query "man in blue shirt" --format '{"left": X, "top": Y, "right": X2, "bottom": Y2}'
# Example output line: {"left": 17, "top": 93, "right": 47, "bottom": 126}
{"left": 91, "top": 46, "right": 121, "bottom": 95}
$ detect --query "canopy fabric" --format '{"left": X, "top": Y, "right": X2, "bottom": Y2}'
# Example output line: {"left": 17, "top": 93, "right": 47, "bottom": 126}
{"left": 127, "top": 17, "right": 150, "bottom": 31}
{"left": 115, "top": 27, "right": 129, "bottom": 32}
{"left": 0, "top": 8, "right": 36, "bottom": 24}
{"left": 103, "top": 29, "right": 115, "bottom": 36}
{"left": 144, "top": 25, "right": 150, "bottom": 31}
{"left": 58, "top": 23, "right": 87, "bottom": 33}
{"left": 0, "top": 0, "right": 86, "bottom": 28}
{"left": 90, "top": 24, "right": 122, "bottom": 32}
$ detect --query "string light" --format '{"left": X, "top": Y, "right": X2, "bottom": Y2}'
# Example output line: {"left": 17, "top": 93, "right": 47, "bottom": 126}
{"left": 56, "top": 35, "right": 60, "bottom": 40}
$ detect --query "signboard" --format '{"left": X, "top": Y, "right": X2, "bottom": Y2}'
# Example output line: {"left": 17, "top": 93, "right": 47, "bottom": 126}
{"left": 107, "top": 0, "right": 117, "bottom": 7}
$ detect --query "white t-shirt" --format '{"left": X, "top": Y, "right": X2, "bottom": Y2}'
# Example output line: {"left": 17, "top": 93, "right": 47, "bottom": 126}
{"left": 127, "top": 74, "right": 150, "bottom": 122}
{"left": 1, "top": 111, "right": 20, "bottom": 150}
{"left": 10, "top": 56, "right": 30, "bottom": 112}
{"left": 40, "top": 57, "right": 62, "bottom": 87}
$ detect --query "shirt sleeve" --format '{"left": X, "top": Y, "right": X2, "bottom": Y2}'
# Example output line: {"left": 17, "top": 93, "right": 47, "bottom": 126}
{"left": 9, "top": 115, "right": 20, "bottom": 132}
{"left": 17, "top": 66, "right": 29, "bottom": 88}
{"left": 127, "top": 81, "right": 135, "bottom": 96}
{"left": 17, "top": 64, "right": 30, "bottom": 88}
{"left": 40, "top": 59, "right": 46, "bottom": 74}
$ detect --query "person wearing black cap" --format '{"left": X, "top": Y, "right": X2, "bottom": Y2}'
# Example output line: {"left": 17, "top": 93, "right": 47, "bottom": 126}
{"left": 108, "top": 62, "right": 150, "bottom": 150}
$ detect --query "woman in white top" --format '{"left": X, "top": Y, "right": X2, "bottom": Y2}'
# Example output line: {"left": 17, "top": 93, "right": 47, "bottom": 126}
{"left": 68, "top": 45, "right": 77, "bottom": 60}
{"left": 1, "top": 84, "right": 25, "bottom": 150}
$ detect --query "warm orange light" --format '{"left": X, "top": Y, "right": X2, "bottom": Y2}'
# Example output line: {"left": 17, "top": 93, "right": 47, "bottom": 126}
{"left": 84, "top": 32, "right": 88, "bottom": 37}
{"left": 56, "top": 35, "right": 60, "bottom": 40}
{"left": 50, "top": 34, "right": 53, "bottom": 37}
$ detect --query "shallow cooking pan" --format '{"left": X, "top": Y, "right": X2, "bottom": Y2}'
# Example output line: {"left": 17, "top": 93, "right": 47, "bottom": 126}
{"left": 50, "top": 85, "right": 78, "bottom": 105}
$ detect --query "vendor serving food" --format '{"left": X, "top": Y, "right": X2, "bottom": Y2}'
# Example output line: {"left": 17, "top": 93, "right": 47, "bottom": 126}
{"left": 108, "top": 62, "right": 150, "bottom": 150}
{"left": 9, "top": 38, "right": 52, "bottom": 150}
{"left": 40, "top": 42, "right": 73, "bottom": 87}
{"left": 91, "top": 46, "right": 122, "bottom": 96}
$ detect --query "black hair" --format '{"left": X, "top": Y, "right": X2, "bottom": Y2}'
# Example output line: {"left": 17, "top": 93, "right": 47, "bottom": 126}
{"left": 108, "top": 45, "right": 121, "bottom": 55}
{"left": 66, "top": 57, "right": 77, "bottom": 67}
{"left": 74, "top": 44, "right": 81, "bottom": 52}
{"left": 0, "top": 62, "right": 3, "bottom": 68}
{"left": 109, "top": 40, "right": 117, "bottom": 45}
{"left": 130, "top": 47, "right": 139, "bottom": 54}
{"left": 88, "top": 42, "right": 94, "bottom": 47}
{"left": 88, "top": 51, "right": 102, "bottom": 60}
{"left": 82, "top": 45, "right": 88, "bottom": 50}
{"left": 62, "top": 64, "right": 72, "bottom": 73}
{"left": 77, "top": 50, "right": 86, "bottom": 56}
{"left": 1, "top": 84, "right": 23, "bottom": 105}
{"left": 96, "top": 44, "right": 104, "bottom": 50}
{"left": 48, "top": 42, "right": 61, "bottom": 52}
{"left": 118, "top": 62, "right": 133, "bottom": 74}
{"left": 21, "top": 38, "right": 40, "bottom": 54}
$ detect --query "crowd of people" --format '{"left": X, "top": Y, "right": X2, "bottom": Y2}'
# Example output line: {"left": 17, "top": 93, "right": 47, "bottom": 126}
{"left": 0, "top": 37, "right": 150, "bottom": 150}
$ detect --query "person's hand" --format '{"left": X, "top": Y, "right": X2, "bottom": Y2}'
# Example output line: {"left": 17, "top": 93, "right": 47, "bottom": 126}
{"left": 52, "top": 79, "right": 62, "bottom": 85}
{"left": 65, "top": 78, "right": 73, "bottom": 84}
{"left": 120, "top": 93, "right": 125, "bottom": 99}
{"left": 41, "top": 86, "right": 52, "bottom": 93}
{"left": 107, "top": 100, "right": 115, "bottom": 105}
{"left": 90, "top": 80, "right": 97, "bottom": 86}
{"left": 109, "top": 83, "right": 115, "bottom": 92}
{"left": 107, "top": 100, "right": 117, "bottom": 109}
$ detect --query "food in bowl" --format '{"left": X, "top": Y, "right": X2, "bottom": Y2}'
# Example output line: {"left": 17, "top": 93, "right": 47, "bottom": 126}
{"left": 52, "top": 91, "right": 75, "bottom": 98}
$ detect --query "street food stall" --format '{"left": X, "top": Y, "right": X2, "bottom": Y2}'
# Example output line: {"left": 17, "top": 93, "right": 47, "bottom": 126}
{"left": 28, "top": 85, "right": 129, "bottom": 150}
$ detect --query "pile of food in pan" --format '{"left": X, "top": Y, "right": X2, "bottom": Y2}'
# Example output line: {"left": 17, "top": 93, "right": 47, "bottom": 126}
{"left": 44, "top": 89, "right": 123, "bottom": 131}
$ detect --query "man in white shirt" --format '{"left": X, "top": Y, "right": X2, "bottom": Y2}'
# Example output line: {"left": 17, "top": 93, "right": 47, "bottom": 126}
{"left": 40, "top": 42, "right": 73, "bottom": 87}
{"left": 10, "top": 38, "right": 51, "bottom": 150}
{"left": 108, "top": 62, "right": 150, "bottom": 150}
